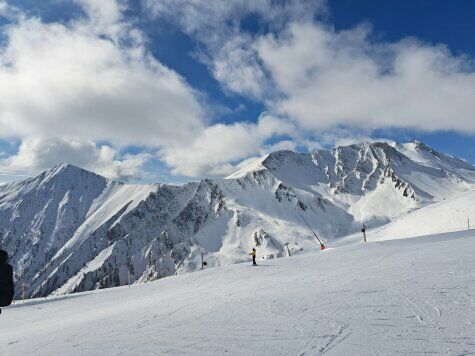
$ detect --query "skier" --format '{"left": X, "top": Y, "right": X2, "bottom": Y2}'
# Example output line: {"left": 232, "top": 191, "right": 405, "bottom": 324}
{"left": 249, "top": 248, "right": 257, "bottom": 266}
{"left": 0, "top": 250, "right": 14, "bottom": 314}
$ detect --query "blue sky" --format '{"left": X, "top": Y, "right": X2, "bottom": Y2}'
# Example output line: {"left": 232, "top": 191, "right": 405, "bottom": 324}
{"left": 1, "top": 0, "right": 475, "bottom": 183}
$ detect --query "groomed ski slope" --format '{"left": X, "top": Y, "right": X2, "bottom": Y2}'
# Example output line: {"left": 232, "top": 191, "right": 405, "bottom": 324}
{"left": 367, "top": 190, "right": 475, "bottom": 241}
{"left": 336, "top": 190, "right": 475, "bottom": 247}
{"left": 1, "top": 230, "right": 474, "bottom": 355}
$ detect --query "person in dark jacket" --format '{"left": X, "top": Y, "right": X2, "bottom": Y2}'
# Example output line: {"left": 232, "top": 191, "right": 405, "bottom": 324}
{"left": 0, "top": 250, "right": 14, "bottom": 313}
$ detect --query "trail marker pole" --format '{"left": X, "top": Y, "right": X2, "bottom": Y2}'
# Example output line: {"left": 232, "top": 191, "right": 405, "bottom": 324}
{"left": 22, "top": 283, "right": 26, "bottom": 303}
{"left": 361, "top": 223, "right": 367, "bottom": 243}
{"left": 128, "top": 268, "right": 131, "bottom": 287}
{"left": 284, "top": 243, "right": 291, "bottom": 257}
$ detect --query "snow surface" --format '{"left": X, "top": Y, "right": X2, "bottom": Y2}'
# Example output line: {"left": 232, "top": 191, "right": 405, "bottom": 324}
{"left": 361, "top": 189, "right": 475, "bottom": 242}
{"left": 225, "top": 154, "right": 269, "bottom": 179}
{"left": 1, "top": 230, "right": 474, "bottom": 355}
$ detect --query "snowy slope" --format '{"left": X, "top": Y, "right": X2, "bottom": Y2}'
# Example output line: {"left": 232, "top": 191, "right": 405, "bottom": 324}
{"left": 230, "top": 142, "right": 475, "bottom": 227}
{"left": 1, "top": 141, "right": 474, "bottom": 298}
{"left": 0, "top": 230, "right": 474, "bottom": 355}
{"left": 0, "top": 164, "right": 200, "bottom": 297}
{"left": 353, "top": 189, "right": 475, "bottom": 242}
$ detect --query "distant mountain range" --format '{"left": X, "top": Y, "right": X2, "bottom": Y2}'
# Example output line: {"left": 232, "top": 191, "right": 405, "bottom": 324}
{"left": 1, "top": 141, "right": 474, "bottom": 298}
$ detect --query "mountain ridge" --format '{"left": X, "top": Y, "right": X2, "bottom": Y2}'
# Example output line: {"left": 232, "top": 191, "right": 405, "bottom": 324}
{"left": 1, "top": 140, "right": 474, "bottom": 297}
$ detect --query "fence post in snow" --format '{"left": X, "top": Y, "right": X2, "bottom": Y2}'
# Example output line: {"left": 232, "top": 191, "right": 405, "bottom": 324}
{"left": 361, "top": 223, "right": 367, "bottom": 243}
{"left": 200, "top": 251, "right": 208, "bottom": 270}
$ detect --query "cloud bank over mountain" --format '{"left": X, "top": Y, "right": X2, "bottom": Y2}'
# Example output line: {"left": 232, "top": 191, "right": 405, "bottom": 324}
{"left": 1, "top": 0, "right": 475, "bottom": 181}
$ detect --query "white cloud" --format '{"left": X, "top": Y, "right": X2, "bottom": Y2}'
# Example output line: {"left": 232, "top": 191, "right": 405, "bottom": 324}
{"left": 3, "top": 0, "right": 475, "bottom": 181}
{"left": 0, "top": 0, "right": 20, "bottom": 20}
{"left": 72, "top": 0, "right": 125, "bottom": 40}
{"left": 0, "top": 0, "right": 211, "bottom": 180}
{"left": 144, "top": 0, "right": 325, "bottom": 33}
{"left": 0, "top": 1, "right": 205, "bottom": 147}
{"left": 149, "top": 1, "right": 475, "bottom": 136}
{"left": 159, "top": 114, "right": 297, "bottom": 176}
{"left": 145, "top": 0, "right": 326, "bottom": 100}
{"left": 256, "top": 21, "right": 475, "bottom": 133}
{"left": 1, "top": 137, "right": 150, "bottom": 181}
{"left": 211, "top": 33, "right": 268, "bottom": 99}
{"left": 0, "top": 0, "right": 332, "bottom": 181}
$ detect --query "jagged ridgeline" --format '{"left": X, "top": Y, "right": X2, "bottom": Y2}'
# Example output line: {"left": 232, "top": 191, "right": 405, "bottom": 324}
{"left": 1, "top": 141, "right": 474, "bottom": 297}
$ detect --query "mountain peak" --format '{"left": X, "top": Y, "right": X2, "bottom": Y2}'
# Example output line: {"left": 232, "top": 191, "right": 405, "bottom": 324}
{"left": 47, "top": 163, "right": 103, "bottom": 178}
{"left": 52, "top": 163, "right": 81, "bottom": 172}
{"left": 29, "top": 163, "right": 109, "bottom": 189}
{"left": 412, "top": 140, "right": 432, "bottom": 151}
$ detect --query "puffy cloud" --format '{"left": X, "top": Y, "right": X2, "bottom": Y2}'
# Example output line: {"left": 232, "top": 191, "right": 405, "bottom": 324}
{"left": 73, "top": 0, "right": 126, "bottom": 40}
{"left": 1, "top": 137, "right": 150, "bottom": 181}
{"left": 159, "top": 114, "right": 297, "bottom": 176}
{"left": 256, "top": 22, "right": 475, "bottom": 133}
{"left": 211, "top": 33, "right": 268, "bottom": 99}
{"left": 150, "top": 0, "right": 475, "bottom": 136}
{"left": 0, "top": 1, "right": 330, "bottom": 181}
{"left": 0, "top": 0, "right": 209, "bottom": 181}
{"left": 0, "top": 1, "right": 205, "bottom": 147}
{"left": 3, "top": 0, "right": 475, "bottom": 182}
{"left": 145, "top": 0, "right": 326, "bottom": 99}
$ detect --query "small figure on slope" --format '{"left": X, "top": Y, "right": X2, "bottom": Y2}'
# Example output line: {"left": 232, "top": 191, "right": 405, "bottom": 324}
{"left": 249, "top": 248, "right": 257, "bottom": 266}
{"left": 0, "top": 250, "right": 14, "bottom": 314}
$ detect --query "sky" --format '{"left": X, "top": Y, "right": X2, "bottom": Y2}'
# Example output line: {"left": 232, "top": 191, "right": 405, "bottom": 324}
{"left": 1, "top": 0, "right": 475, "bottom": 184}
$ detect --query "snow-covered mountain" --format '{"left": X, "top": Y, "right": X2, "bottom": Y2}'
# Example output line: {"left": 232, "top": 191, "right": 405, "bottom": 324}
{"left": 1, "top": 141, "right": 474, "bottom": 297}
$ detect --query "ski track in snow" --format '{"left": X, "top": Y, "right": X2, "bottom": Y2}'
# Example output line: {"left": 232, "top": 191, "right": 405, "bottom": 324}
{"left": 1, "top": 230, "right": 474, "bottom": 355}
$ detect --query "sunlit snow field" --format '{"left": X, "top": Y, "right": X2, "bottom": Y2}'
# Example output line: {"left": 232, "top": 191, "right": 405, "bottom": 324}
{"left": 1, "top": 229, "right": 474, "bottom": 355}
